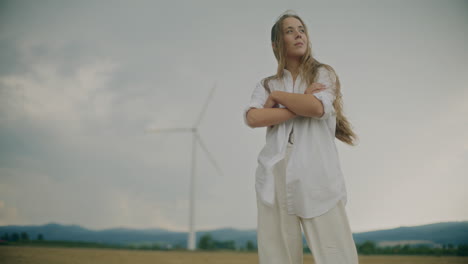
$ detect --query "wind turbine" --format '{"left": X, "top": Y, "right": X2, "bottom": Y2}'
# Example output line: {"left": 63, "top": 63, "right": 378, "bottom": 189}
{"left": 145, "top": 82, "right": 223, "bottom": 251}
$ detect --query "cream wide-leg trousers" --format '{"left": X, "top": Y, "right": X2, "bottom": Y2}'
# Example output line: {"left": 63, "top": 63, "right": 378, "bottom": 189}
{"left": 256, "top": 142, "right": 359, "bottom": 264}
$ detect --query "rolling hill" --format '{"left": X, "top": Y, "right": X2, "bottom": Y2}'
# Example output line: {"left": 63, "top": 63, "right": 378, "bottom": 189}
{"left": 1, "top": 221, "right": 467, "bottom": 249}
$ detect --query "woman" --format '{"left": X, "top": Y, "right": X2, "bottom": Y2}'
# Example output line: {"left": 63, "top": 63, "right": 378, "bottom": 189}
{"left": 243, "top": 11, "right": 359, "bottom": 264}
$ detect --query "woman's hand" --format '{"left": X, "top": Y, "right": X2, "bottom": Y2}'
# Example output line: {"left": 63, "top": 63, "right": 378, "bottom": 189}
{"left": 264, "top": 93, "right": 279, "bottom": 108}
{"left": 263, "top": 83, "right": 324, "bottom": 109}
{"left": 304, "top": 82, "right": 326, "bottom": 94}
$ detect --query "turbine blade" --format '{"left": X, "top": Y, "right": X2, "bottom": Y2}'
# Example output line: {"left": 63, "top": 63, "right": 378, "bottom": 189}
{"left": 195, "top": 133, "right": 223, "bottom": 177}
{"left": 194, "top": 81, "right": 217, "bottom": 128}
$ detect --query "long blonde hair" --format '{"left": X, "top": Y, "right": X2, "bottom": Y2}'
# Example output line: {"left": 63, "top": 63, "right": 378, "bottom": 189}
{"left": 262, "top": 10, "right": 358, "bottom": 146}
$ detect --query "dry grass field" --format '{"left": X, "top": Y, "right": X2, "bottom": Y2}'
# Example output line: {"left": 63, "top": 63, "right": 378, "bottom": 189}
{"left": 1, "top": 246, "right": 467, "bottom": 264}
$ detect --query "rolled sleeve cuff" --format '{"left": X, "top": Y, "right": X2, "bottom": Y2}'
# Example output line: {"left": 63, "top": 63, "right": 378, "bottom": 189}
{"left": 243, "top": 103, "right": 264, "bottom": 128}
{"left": 312, "top": 92, "right": 335, "bottom": 120}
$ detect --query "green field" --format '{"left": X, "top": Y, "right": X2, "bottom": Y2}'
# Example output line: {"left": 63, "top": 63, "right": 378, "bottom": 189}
{"left": 1, "top": 246, "right": 468, "bottom": 264}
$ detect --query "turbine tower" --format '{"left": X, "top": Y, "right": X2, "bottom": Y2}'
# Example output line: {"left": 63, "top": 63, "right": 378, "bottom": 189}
{"left": 145, "top": 82, "right": 223, "bottom": 250}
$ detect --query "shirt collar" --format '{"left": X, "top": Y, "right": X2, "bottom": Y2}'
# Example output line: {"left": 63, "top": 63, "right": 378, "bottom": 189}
{"left": 282, "top": 68, "right": 302, "bottom": 84}
{"left": 283, "top": 68, "right": 292, "bottom": 77}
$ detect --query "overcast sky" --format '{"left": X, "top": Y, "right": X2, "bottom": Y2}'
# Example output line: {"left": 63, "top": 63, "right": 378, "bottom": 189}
{"left": 1, "top": 0, "right": 467, "bottom": 234}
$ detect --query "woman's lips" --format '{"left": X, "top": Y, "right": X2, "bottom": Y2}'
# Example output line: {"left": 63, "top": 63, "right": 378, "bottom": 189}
{"left": 295, "top": 43, "right": 303, "bottom": 46}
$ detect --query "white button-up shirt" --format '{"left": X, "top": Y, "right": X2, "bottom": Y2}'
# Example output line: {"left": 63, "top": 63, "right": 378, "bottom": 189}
{"left": 243, "top": 66, "right": 348, "bottom": 218}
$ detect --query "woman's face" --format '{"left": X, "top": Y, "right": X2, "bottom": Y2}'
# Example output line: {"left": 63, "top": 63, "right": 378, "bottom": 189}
{"left": 281, "top": 17, "right": 308, "bottom": 58}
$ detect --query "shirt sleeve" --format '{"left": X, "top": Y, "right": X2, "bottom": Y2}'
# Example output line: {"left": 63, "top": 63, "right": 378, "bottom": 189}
{"left": 311, "top": 67, "right": 337, "bottom": 120}
{"left": 243, "top": 81, "right": 268, "bottom": 128}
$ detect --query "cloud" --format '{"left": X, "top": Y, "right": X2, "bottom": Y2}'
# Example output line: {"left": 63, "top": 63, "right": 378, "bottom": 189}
{"left": 0, "top": 200, "right": 19, "bottom": 226}
{"left": 0, "top": 50, "right": 118, "bottom": 130}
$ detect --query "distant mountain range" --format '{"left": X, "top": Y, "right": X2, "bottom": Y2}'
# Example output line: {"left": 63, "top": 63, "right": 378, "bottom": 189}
{"left": 1, "top": 221, "right": 467, "bottom": 249}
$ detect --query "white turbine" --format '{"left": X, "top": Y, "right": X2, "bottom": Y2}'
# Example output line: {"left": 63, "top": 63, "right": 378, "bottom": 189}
{"left": 145, "top": 82, "right": 223, "bottom": 250}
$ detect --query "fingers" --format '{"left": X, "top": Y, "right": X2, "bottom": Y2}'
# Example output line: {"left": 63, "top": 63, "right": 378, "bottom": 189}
{"left": 310, "top": 82, "right": 325, "bottom": 87}
{"left": 313, "top": 87, "right": 326, "bottom": 93}
{"left": 304, "top": 87, "right": 326, "bottom": 94}
{"left": 311, "top": 88, "right": 325, "bottom": 94}
{"left": 314, "top": 83, "right": 326, "bottom": 89}
{"left": 305, "top": 83, "right": 326, "bottom": 92}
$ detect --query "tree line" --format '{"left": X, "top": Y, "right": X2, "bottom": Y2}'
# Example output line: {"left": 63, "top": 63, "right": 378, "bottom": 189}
{"left": 1, "top": 232, "right": 44, "bottom": 242}
{"left": 197, "top": 233, "right": 468, "bottom": 256}
{"left": 197, "top": 233, "right": 256, "bottom": 251}
{"left": 355, "top": 240, "right": 468, "bottom": 256}
{"left": 2, "top": 231, "right": 467, "bottom": 256}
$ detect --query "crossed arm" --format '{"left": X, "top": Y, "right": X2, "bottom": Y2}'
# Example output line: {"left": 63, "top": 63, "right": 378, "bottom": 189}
{"left": 246, "top": 91, "right": 325, "bottom": 128}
